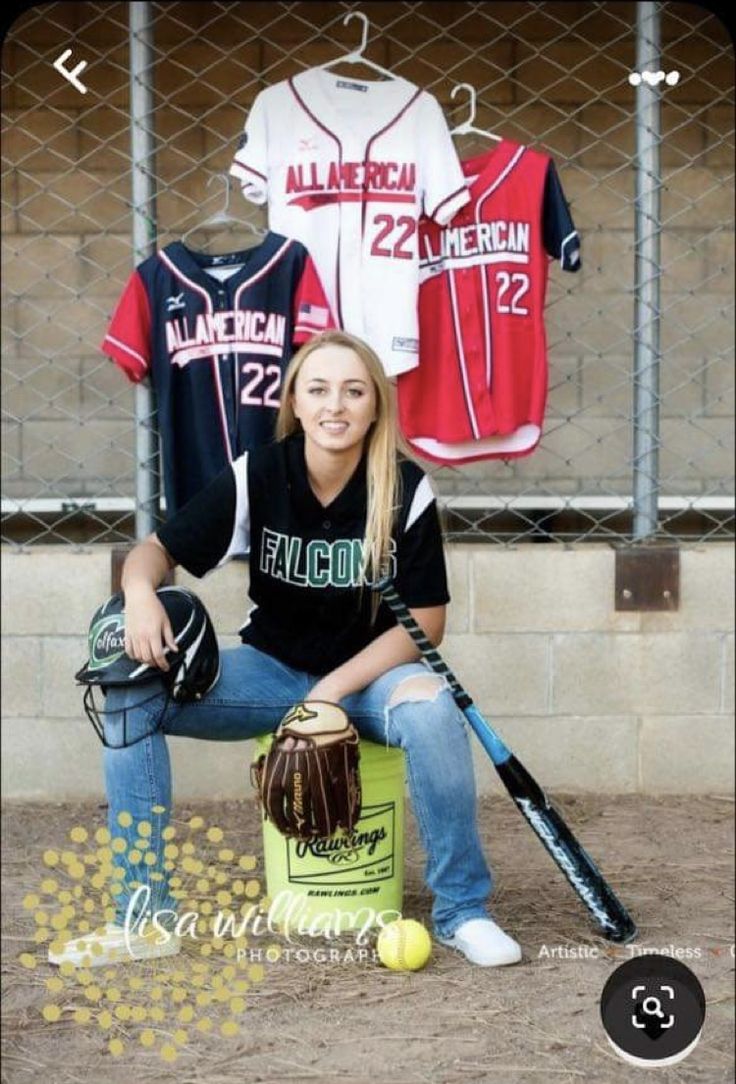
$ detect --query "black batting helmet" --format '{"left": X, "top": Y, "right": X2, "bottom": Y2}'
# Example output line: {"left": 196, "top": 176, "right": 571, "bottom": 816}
{"left": 76, "top": 586, "right": 220, "bottom": 746}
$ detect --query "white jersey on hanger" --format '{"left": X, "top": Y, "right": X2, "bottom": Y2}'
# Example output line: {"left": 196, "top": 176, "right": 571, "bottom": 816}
{"left": 229, "top": 68, "right": 470, "bottom": 376}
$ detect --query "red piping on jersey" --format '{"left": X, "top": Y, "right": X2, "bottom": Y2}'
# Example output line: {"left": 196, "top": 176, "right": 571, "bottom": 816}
{"left": 158, "top": 249, "right": 233, "bottom": 464}
{"left": 288, "top": 77, "right": 345, "bottom": 327}
{"left": 362, "top": 87, "right": 422, "bottom": 235}
{"left": 480, "top": 265, "right": 493, "bottom": 389}
{"left": 428, "top": 183, "right": 468, "bottom": 224}
{"left": 103, "top": 333, "right": 148, "bottom": 380}
{"left": 446, "top": 269, "right": 481, "bottom": 440}
{"left": 474, "top": 144, "right": 525, "bottom": 222}
{"left": 232, "top": 238, "right": 293, "bottom": 408}
{"left": 231, "top": 157, "right": 267, "bottom": 184}
{"left": 233, "top": 238, "right": 293, "bottom": 303}
{"left": 471, "top": 145, "right": 526, "bottom": 393}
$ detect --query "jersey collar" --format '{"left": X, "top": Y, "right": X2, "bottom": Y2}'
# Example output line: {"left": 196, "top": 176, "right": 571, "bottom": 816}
{"left": 460, "top": 140, "right": 524, "bottom": 202}
{"left": 285, "top": 433, "right": 368, "bottom": 522}
{"left": 288, "top": 69, "right": 420, "bottom": 149}
{"left": 163, "top": 234, "right": 288, "bottom": 295}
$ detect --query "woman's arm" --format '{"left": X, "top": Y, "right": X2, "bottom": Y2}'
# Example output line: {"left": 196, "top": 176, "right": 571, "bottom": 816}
{"left": 121, "top": 534, "right": 178, "bottom": 670}
{"left": 308, "top": 605, "right": 446, "bottom": 703}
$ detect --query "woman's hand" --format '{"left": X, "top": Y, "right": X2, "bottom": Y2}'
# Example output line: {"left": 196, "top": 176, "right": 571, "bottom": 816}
{"left": 123, "top": 587, "right": 178, "bottom": 671}
{"left": 307, "top": 676, "right": 348, "bottom": 704}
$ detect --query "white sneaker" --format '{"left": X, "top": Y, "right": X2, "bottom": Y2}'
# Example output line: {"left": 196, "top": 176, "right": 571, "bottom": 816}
{"left": 437, "top": 917, "right": 522, "bottom": 967}
{"left": 48, "top": 922, "right": 181, "bottom": 969}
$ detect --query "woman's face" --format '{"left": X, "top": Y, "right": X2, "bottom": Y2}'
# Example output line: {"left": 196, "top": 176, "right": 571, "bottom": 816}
{"left": 291, "top": 344, "right": 378, "bottom": 456}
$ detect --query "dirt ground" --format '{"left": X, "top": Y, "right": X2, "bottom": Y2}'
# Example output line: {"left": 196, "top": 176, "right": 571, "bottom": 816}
{"left": 2, "top": 794, "right": 734, "bottom": 1084}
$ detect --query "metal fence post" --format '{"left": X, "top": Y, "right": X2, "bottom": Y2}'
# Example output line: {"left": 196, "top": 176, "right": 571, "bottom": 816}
{"left": 129, "top": 0, "right": 159, "bottom": 539}
{"left": 633, "top": 1, "right": 663, "bottom": 540}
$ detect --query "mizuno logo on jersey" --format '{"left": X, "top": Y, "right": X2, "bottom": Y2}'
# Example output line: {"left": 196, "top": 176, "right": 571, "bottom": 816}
{"left": 285, "top": 161, "right": 416, "bottom": 209}
{"left": 422, "top": 220, "right": 531, "bottom": 266}
{"left": 166, "top": 293, "right": 186, "bottom": 312}
{"left": 165, "top": 310, "right": 286, "bottom": 367}
{"left": 260, "top": 529, "right": 397, "bottom": 588}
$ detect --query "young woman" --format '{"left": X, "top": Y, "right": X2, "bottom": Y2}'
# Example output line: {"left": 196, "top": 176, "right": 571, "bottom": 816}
{"left": 55, "top": 329, "right": 521, "bottom": 968}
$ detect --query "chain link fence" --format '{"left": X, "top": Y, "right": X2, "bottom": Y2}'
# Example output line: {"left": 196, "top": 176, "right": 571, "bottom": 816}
{"left": 2, "top": 0, "right": 733, "bottom": 547}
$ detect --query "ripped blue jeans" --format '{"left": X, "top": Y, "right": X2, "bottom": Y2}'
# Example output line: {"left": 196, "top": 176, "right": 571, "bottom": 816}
{"left": 103, "top": 644, "right": 492, "bottom": 938}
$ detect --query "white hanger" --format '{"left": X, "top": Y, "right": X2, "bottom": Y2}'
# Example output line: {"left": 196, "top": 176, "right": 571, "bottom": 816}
{"left": 182, "top": 174, "right": 264, "bottom": 244}
{"left": 449, "top": 83, "right": 502, "bottom": 142}
{"left": 317, "top": 11, "right": 396, "bottom": 81}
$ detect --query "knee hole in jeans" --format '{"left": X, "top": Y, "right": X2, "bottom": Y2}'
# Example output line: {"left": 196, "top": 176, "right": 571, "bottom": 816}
{"left": 386, "top": 675, "right": 446, "bottom": 709}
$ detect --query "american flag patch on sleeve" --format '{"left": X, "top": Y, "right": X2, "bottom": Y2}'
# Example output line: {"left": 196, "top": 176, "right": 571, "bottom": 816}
{"left": 298, "top": 302, "right": 330, "bottom": 328}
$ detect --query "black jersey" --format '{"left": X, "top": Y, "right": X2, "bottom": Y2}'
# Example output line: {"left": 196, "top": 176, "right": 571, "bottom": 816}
{"left": 157, "top": 433, "right": 450, "bottom": 674}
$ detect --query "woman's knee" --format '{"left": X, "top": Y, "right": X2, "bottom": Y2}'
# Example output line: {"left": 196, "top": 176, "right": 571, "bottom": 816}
{"left": 386, "top": 674, "right": 446, "bottom": 710}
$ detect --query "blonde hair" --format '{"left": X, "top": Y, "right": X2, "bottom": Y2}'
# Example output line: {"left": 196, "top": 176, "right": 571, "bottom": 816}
{"left": 276, "top": 330, "right": 410, "bottom": 593}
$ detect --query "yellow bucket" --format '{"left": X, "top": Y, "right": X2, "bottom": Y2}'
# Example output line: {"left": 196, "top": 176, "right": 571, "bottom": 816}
{"left": 255, "top": 736, "right": 405, "bottom": 934}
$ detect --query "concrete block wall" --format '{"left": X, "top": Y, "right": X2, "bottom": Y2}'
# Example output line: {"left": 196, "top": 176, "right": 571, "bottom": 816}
{"left": 2, "top": 2, "right": 734, "bottom": 503}
{"left": 2, "top": 544, "right": 733, "bottom": 802}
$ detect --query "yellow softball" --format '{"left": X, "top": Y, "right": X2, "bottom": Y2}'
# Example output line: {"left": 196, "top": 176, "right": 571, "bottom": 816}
{"left": 377, "top": 919, "right": 432, "bottom": 972}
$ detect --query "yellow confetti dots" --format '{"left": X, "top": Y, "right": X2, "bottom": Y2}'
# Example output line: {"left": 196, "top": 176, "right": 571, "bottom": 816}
{"left": 73, "top": 1007, "right": 91, "bottom": 1024}
{"left": 109, "top": 1038, "right": 125, "bottom": 1057}
{"left": 218, "top": 848, "right": 235, "bottom": 862}
{"left": 42, "top": 1004, "right": 61, "bottom": 1022}
{"left": 97, "top": 1009, "right": 113, "bottom": 1030}
{"left": 162, "top": 826, "right": 177, "bottom": 841}
{"left": 111, "top": 837, "right": 127, "bottom": 854}
{"left": 45, "top": 976, "right": 64, "bottom": 994}
{"left": 84, "top": 985, "right": 102, "bottom": 1003}
{"left": 151, "top": 804, "right": 167, "bottom": 815}
{"left": 43, "top": 850, "right": 60, "bottom": 867}
{"left": 149, "top": 1006, "right": 165, "bottom": 1023}
{"left": 19, "top": 953, "right": 36, "bottom": 969}
{"left": 206, "top": 826, "right": 223, "bottom": 844}
{"left": 117, "top": 812, "right": 133, "bottom": 829}
{"left": 114, "top": 1004, "right": 131, "bottom": 1021}
{"left": 230, "top": 997, "right": 247, "bottom": 1014}
{"left": 161, "top": 1043, "right": 178, "bottom": 1062}
{"left": 94, "top": 827, "right": 111, "bottom": 844}
{"left": 248, "top": 964, "right": 265, "bottom": 983}
{"left": 23, "top": 893, "right": 41, "bottom": 910}
{"left": 173, "top": 1028, "right": 188, "bottom": 1045}
{"left": 128, "top": 850, "right": 143, "bottom": 865}
{"left": 41, "top": 878, "right": 58, "bottom": 894}
{"left": 130, "top": 1005, "right": 147, "bottom": 1023}
{"left": 188, "top": 816, "right": 204, "bottom": 831}
{"left": 140, "top": 1029, "right": 156, "bottom": 1048}
{"left": 69, "top": 826, "right": 88, "bottom": 843}
{"left": 245, "top": 880, "right": 260, "bottom": 898}
{"left": 196, "top": 1016, "right": 213, "bottom": 1033}
{"left": 221, "top": 1019, "right": 239, "bottom": 1037}
{"left": 137, "top": 821, "right": 152, "bottom": 837}
{"left": 238, "top": 854, "right": 257, "bottom": 871}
